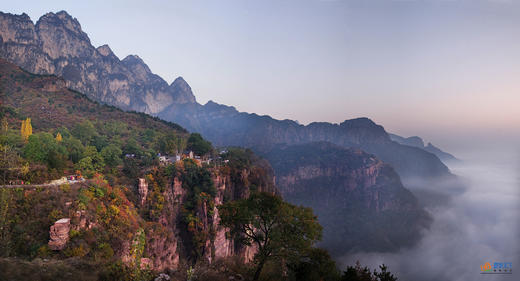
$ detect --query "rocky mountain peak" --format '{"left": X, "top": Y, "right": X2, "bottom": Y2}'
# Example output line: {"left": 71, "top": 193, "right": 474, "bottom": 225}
{"left": 170, "top": 76, "right": 196, "bottom": 104}
{"left": 97, "top": 44, "right": 117, "bottom": 58}
{"left": 340, "top": 117, "right": 376, "bottom": 127}
{"left": 0, "top": 11, "right": 37, "bottom": 44}
{"left": 35, "top": 11, "right": 93, "bottom": 60}
{"left": 122, "top": 54, "right": 150, "bottom": 71}
{"left": 36, "top": 11, "right": 88, "bottom": 40}
{"left": 339, "top": 117, "right": 390, "bottom": 143}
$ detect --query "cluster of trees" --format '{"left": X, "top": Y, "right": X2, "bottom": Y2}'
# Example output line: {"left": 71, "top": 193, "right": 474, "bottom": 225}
{"left": 218, "top": 192, "right": 398, "bottom": 281}
{"left": 0, "top": 115, "right": 199, "bottom": 184}
{"left": 186, "top": 133, "right": 212, "bottom": 156}
{"left": 0, "top": 114, "right": 399, "bottom": 280}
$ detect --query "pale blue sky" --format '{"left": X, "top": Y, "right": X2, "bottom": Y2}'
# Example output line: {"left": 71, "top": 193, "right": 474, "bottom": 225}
{"left": 3, "top": 0, "right": 520, "bottom": 150}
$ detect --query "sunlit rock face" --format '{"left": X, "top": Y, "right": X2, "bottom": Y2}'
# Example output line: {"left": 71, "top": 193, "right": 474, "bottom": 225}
{"left": 0, "top": 11, "right": 196, "bottom": 114}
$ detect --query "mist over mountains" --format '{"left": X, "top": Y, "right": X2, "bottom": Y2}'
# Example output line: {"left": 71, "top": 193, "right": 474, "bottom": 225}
{"left": 0, "top": 10, "right": 465, "bottom": 256}
{"left": 389, "top": 133, "right": 459, "bottom": 163}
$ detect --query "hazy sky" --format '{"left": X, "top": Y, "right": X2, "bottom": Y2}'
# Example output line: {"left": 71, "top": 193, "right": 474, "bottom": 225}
{"left": 3, "top": 0, "right": 520, "bottom": 151}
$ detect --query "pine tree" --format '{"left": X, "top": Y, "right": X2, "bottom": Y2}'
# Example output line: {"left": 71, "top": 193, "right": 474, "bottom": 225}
{"left": 56, "top": 132, "right": 63, "bottom": 142}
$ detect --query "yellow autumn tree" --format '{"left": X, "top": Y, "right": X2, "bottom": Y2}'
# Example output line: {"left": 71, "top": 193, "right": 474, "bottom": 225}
{"left": 20, "top": 118, "right": 32, "bottom": 142}
{"left": 56, "top": 132, "right": 63, "bottom": 142}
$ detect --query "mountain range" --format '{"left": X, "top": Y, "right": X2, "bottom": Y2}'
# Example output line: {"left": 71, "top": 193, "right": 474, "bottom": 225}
{"left": 0, "top": 11, "right": 457, "bottom": 180}
{"left": 0, "top": 10, "right": 461, "bottom": 254}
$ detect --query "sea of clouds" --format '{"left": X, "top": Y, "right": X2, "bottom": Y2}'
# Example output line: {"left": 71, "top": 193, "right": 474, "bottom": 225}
{"left": 339, "top": 145, "right": 519, "bottom": 281}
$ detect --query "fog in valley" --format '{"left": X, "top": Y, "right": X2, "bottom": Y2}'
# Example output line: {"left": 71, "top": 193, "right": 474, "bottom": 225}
{"left": 339, "top": 141, "right": 519, "bottom": 281}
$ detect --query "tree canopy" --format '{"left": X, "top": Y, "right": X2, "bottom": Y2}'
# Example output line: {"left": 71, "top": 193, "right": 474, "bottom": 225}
{"left": 186, "top": 133, "right": 212, "bottom": 156}
{"left": 218, "top": 192, "right": 322, "bottom": 281}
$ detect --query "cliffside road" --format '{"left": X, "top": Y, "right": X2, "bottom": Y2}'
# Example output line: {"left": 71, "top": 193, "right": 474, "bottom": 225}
{"left": 0, "top": 179, "right": 87, "bottom": 189}
{"left": 0, "top": 183, "right": 62, "bottom": 188}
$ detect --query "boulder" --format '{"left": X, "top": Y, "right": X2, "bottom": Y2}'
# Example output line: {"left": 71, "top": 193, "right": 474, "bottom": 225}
{"left": 48, "top": 218, "right": 70, "bottom": 250}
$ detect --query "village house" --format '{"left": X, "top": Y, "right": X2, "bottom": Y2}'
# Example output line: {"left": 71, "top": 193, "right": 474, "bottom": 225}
{"left": 157, "top": 151, "right": 216, "bottom": 167}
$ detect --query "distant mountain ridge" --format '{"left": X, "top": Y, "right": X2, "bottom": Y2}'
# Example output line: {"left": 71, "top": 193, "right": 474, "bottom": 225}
{"left": 159, "top": 101, "right": 453, "bottom": 182}
{"left": 389, "top": 133, "right": 459, "bottom": 163}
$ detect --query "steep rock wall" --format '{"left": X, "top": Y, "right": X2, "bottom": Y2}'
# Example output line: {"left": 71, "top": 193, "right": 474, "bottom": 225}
{"left": 0, "top": 11, "right": 195, "bottom": 114}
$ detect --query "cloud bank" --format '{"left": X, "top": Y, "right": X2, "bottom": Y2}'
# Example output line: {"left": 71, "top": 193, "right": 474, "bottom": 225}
{"left": 339, "top": 146, "right": 519, "bottom": 281}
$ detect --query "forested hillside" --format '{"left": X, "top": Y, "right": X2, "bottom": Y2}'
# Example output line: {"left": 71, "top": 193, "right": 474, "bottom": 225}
{"left": 0, "top": 58, "right": 394, "bottom": 280}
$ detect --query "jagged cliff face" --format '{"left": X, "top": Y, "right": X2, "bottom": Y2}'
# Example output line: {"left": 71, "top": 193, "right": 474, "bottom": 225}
{"left": 139, "top": 158, "right": 277, "bottom": 270}
{"left": 0, "top": 11, "right": 195, "bottom": 114}
{"left": 259, "top": 142, "right": 431, "bottom": 255}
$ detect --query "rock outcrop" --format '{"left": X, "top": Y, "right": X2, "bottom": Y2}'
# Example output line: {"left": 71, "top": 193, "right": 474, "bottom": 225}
{"left": 0, "top": 11, "right": 196, "bottom": 114}
{"left": 138, "top": 178, "right": 148, "bottom": 206}
{"left": 48, "top": 218, "right": 70, "bottom": 250}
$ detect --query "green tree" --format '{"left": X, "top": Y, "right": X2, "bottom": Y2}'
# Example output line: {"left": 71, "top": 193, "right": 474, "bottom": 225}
{"left": 83, "top": 146, "right": 105, "bottom": 172}
{"left": 341, "top": 262, "right": 397, "bottom": 281}
{"left": 341, "top": 262, "right": 374, "bottom": 281}
{"left": 76, "top": 146, "right": 105, "bottom": 176}
{"left": 288, "top": 247, "right": 341, "bottom": 281}
{"left": 63, "top": 136, "right": 85, "bottom": 163}
{"left": 186, "top": 133, "right": 212, "bottom": 156}
{"left": 76, "top": 157, "right": 94, "bottom": 177}
{"left": 24, "top": 133, "right": 68, "bottom": 170}
{"left": 23, "top": 135, "right": 46, "bottom": 163}
{"left": 373, "top": 265, "right": 397, "bottom": 281}
{"left": 218, "top": 192, "right": 322, "bottom": 281}
{"left": 72, "top": 120, "right": 97, "bottom": 145}
{"left": 123, "top": 138, "right": 142, "bottom": 157}
{"left": 101, "top": 144, "right": 123, "bottom": 167}
{"left": 157, "top": 133, "right": 186, "bottom": 155}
